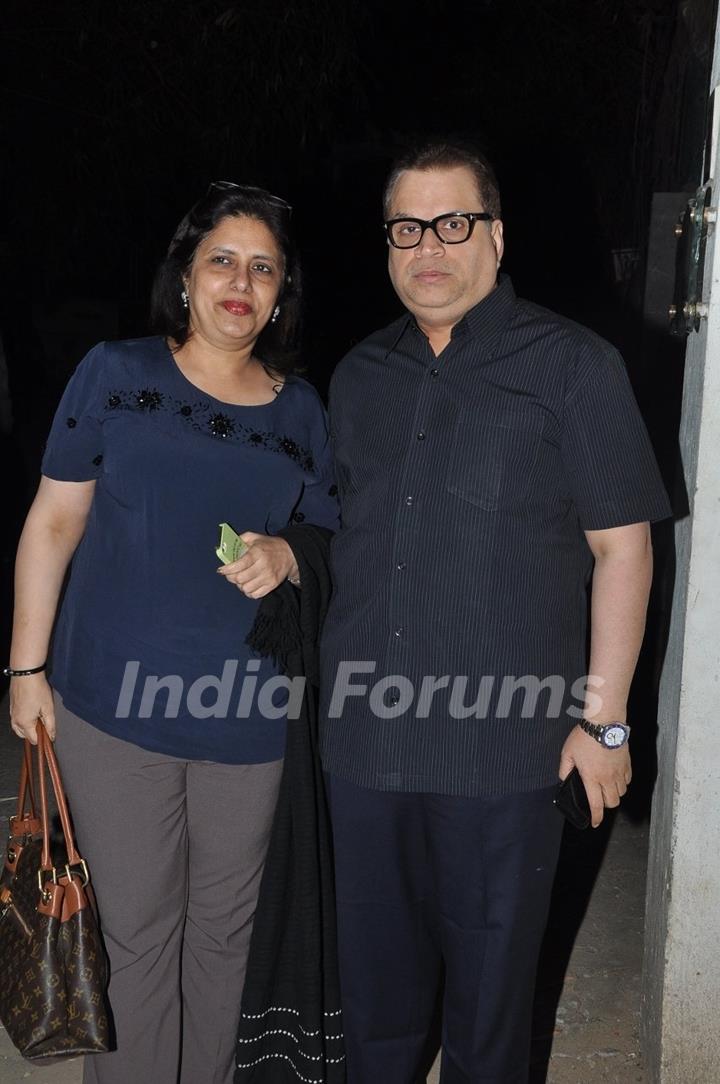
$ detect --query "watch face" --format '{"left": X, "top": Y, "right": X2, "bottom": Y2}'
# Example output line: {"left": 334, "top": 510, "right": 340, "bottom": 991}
{"left": 603, "top": 725, "right": 627, "bottom": 748}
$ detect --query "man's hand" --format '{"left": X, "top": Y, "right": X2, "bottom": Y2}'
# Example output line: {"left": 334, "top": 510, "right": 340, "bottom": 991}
{"left": 567, "top": 521, "right": 647, "bottom": 827}
{"left": 217, "top": 533, "right": 298, "bottom": 599}
{"left": 9, "top": 673, "right": 56, "bottom": 743}
{"left": 558, "top": 725, "right": 631, "bottom": 828}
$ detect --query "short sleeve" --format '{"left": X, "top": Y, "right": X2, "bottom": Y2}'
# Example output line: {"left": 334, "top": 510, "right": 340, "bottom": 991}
{"left": 42, "top": 343, "right": 106, "bottom": 482}
{"left": 560, "top": 345, "right": 671, "bottom": 530}
{"left": 289, "top": 390, "right": 340, "bottom": 532}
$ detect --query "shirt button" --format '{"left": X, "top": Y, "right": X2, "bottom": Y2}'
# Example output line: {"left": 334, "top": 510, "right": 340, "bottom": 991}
{"left": 388, "top": 694, "right": 400, "bottom": 706}
{"left": 417, "top": 430, "right": 426, "bottom": 440}
{"left": 394, "top": 627, "right": 404, "bottom": 637}
{"left": 430, "top": 368, "right": 439, "bottom": 377}
{"left": 397, "top": 562, "right": 406, "bottom": 571}
{"left": 405, "top": 496, "right": 413, "bottom": 506}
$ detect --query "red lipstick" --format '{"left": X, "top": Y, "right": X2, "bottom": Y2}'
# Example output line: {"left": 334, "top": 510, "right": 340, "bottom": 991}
{"left": 223, "top": 300, "right": 252, "bottom": 316}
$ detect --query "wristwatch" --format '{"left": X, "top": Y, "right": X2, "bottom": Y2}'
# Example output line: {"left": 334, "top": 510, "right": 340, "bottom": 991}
{"left": 579, "top": 718, "right": 631, "bottom": 749}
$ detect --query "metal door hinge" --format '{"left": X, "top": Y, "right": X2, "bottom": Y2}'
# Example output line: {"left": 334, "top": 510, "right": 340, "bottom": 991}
{"left": 669, "top": 183, "right": 716, "bottom": 335}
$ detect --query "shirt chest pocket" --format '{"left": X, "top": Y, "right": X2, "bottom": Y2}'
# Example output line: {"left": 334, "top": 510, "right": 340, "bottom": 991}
{"left": 446, "top": 407, "right": 545, "bottom": 511}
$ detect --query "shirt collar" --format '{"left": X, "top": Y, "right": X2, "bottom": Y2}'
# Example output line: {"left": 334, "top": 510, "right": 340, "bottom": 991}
{"left": 399, "top": 273, "right": 518, "bottom": 353}
{"left": 449, "top": 273, "right": 516, "bottom": 345}
{"left": 385, "top": 274, "right": 517, "bottom": 359}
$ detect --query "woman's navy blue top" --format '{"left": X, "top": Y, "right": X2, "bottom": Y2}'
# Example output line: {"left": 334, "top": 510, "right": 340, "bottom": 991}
{"left": 42, "top": 336, "right": 339, "bottom": 763}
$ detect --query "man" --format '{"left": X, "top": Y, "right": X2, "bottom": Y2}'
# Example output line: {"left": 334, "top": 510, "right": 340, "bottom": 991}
{"left": 319, "top": 142, "right": 670, "bottom": 1083}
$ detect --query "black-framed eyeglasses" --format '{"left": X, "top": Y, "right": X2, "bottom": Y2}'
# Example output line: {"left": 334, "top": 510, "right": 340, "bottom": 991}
{"left": 384, "top": 211, "right": 493, "bottom": 249}
{"left": 207, "top": 181, "right": 292, "bottom": 216}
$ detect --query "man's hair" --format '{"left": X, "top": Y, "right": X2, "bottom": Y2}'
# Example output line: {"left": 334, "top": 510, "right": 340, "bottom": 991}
{"left": 383, "top": 140, "right": 502, "bottom": 221}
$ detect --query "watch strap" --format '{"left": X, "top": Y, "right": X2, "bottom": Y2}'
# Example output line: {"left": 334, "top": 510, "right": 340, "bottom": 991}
{"left": 579, "top": 718, "right": 630, "bottom": 745}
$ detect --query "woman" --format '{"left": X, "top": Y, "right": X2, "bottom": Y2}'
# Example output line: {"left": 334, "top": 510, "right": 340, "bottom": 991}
{"left": 6, "top": 182, "right": 339, "bottom": 1084}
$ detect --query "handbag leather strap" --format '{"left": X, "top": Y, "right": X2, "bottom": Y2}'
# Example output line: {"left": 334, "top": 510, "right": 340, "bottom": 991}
{"left": 33, "top": 725, "right": 83, "bottom": 872}
{"left": 15, "top": 742, "right": 38, "bottom": 824}
{"left": 8, "top": 744, "right": 41, "bottom": 850}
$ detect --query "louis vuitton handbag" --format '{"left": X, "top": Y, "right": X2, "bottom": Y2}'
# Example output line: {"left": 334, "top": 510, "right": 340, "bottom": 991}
{"left": 0, "top": 723, "right": 111, "bottom": 1059}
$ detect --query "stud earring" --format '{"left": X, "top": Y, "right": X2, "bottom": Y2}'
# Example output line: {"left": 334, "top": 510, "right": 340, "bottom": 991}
{"left": 271, "top": 305, "right": 280, "bottom": 324}
{"left": 181, "top": 290, "right": 189, "bottom": 310}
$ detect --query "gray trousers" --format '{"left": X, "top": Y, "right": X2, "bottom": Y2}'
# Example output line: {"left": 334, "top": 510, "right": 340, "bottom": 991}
{"left": 53, "top": 696, "right": 283, "bottom": 1084}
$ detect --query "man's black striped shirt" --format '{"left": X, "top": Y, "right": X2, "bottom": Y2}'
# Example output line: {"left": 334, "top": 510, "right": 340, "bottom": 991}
{"left": 319, "top": 276, "right": 671, "bottom": 796}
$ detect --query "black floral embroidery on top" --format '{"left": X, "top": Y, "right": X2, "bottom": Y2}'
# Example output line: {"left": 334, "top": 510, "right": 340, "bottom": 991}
{"left": 209, "top": 413, "right": 235, "bottom": 438}
{"left": 135, "top": 389, "right": 163, "bottom": 411}
{"left": 103, "top": 386, "right": 315, "bottom": 471}
{"left": 279, "top": 438, "right": 302, "bottom": 461}
{"left": 66, "top": 417, "right": 77, "bottom": 428}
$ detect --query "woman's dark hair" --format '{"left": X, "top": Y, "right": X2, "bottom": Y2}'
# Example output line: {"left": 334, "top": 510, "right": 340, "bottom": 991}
{"left": 151, "top": 183, "right": 301, "bottom": 375}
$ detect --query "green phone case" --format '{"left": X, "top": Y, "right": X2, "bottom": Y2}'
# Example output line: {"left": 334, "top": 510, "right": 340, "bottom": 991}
{"left": 216, "top": 522, "right": 249, "bottom": 564}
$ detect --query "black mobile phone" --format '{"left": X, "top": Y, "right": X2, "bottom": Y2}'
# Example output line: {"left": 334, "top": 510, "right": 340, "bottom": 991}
{"left": 554, "top": 767, "right": 591, "bottom": 830}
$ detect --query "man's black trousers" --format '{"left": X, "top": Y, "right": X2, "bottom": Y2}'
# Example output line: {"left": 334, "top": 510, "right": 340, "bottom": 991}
{"left": 325, "top": 775, "right": 564, "bottom": 1084}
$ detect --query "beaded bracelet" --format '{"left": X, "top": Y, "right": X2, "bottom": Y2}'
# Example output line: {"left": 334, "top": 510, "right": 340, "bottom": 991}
{"left": 3, "top": 662, "right": 47, "bottom": 677}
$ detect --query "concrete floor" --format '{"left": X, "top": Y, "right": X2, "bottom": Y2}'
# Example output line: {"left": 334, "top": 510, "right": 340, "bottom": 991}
{"left": 532, "top": 815, "right": 648, "bottom": 1084}
{"left": 0, "top": 696, "right": 648, "bottom": 1084}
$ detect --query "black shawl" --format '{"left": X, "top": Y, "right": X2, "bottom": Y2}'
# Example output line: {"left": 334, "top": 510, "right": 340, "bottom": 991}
{"left": 234, "top": 524, "right": 345, "bottom": 1084}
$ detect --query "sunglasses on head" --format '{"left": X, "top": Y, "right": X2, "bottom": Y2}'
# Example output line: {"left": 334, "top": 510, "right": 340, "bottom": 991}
{"left": 206, "top": 181, "right": 292, "bottom": 216}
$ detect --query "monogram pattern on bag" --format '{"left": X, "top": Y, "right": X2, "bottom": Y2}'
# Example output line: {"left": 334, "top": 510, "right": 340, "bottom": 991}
{"left": 0, "top": 837, "right": 111, "bottom": 1059}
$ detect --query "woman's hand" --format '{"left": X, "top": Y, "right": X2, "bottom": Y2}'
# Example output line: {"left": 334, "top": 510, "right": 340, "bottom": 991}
{"left": 9, "top": 673, "right": 56, "bottom": 743}
{"left": 217, "top": 533, "right": 299, "bottom": 599}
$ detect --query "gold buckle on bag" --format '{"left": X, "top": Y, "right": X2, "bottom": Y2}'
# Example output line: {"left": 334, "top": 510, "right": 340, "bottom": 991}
{"left": 37, "top": 867, "right": 58, "bottom": 904}
{"left": 65, "top": 859, "right": 90, "bottom": 886}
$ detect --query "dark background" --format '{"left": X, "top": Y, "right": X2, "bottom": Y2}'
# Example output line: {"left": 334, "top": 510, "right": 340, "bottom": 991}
{"left": 1, "top": 1, "right": 712, "bottom": 362}
{"left": 0, "top": 0, "right": 714, "bottom": 664}
{"left": 0, "top": 6, "right": 716, "bottom": 1074}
